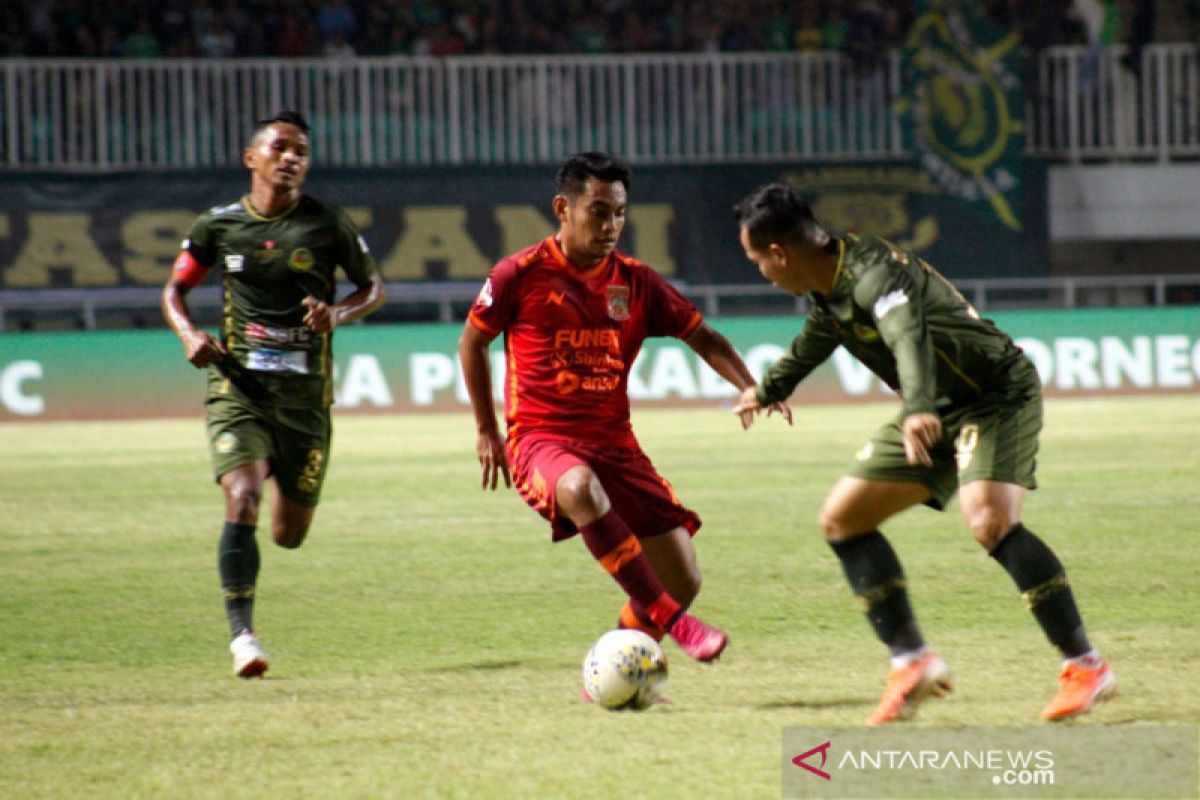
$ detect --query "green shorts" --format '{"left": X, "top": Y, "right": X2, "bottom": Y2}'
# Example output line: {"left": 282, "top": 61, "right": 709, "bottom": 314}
{"left": 206, "top": 394, "right": 332, "bottom": 507}
{"left": 847, "top": 390, "right": 1042, "bottom": 511}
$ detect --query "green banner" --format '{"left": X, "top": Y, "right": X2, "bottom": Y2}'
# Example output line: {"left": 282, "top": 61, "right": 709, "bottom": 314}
{"left": 2, "top": 308, "right": 1198, "bottom": 421}
{"left": 902, "top": 2, "right": 1027, "bottom": 231}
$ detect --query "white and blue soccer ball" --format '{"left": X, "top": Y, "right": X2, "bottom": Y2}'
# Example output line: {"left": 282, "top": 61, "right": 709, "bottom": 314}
{"left": 582, "top": 629, "right": 669, "bottom": 711}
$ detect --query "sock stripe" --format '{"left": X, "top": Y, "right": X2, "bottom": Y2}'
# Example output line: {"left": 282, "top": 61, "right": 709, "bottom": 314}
{"left": 644, "top": 592, "right": 682, "bottom": 630}
{"left": 619, "top": 601, "right": 665, "bottom": 640}
{"left": 1021, "top": 572, "right": 1069, "bottom": 610}
{"left": 855, "top": 578, "right": 908, "bottom": 612}
{"left": 597, "top": 534, "right": 643, "bottom": 575}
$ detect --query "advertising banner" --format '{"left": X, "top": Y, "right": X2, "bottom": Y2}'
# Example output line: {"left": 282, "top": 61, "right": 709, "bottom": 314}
{"left": 2, "top": 307, "right": 1198, "bottom": 421}
{"left": 0, "top": 158, "right": 1046, "bottom": 294}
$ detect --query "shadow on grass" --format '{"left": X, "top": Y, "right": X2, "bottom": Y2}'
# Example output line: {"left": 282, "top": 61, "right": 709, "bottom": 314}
{"left": 756, "top": 696, "right": 866, "bottom": 711}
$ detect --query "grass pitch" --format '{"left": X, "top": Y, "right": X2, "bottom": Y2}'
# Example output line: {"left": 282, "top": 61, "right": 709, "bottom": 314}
{"left": 1, "top": 397, "right": 1197, "bottom": 798}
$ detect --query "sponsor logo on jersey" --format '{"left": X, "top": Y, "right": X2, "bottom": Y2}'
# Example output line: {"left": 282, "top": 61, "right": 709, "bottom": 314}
{"left": 553, "top": 328, "right": 620, "bottom": 352}
{"left": 555, "top": 370, "right": 581, "bottom": 395}
{"left": 224, "top": 255, "right": 245, "bottom": 273}
{"left": 288, "top": 247, "right": 315, "bottom": 272}
{"left": 872, "top": 289, "right": 909, "bottom": 321}
{"left": 546, "top": 290, "right": 566, "bottom": 305}
{"left": 245, "top": 323, "right": 312, "bottom": 345}
{"left": 606, "top": 285, "right": 631, "bottom": 321}
{"left": 253, "top": 240, "right": 284, "bottom": 263}
{"left": 356, "top": 234, "right": 370, "bottom": 254}
{"left": 856, "top": 442, "right": 874, "bottom": 461}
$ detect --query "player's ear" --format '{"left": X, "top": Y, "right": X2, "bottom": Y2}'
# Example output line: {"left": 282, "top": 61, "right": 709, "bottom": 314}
{"left": 767, "top": 241, "right": 788, "bottom": 268}
{"left": 552, "top": 194, "right": 569, "bottom": 223}
{"left": 243, "top": 146, "right": 257, "bottom": 170}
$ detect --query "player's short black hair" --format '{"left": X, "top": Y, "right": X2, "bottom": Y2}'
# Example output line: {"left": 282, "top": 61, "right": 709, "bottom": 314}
{"left": 556, "top": 152, "right": 631, "bottom": 198}
{"left": 252, "top": 110, "right": 310, "bottom": 141}
{"left": 734, "top": 182, "right": 822, "bottom": 250}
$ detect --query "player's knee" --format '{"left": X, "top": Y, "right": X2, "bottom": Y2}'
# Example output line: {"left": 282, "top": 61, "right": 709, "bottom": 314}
{"left": 556, "top": 467, "right": 606, "bottom": 519}
{"left": 223, "top": 480, "right": 263, "bottom": 523}
{"left": 818, "top": 503, "right": 853, "bottom": 542}
{"left": 964, "top": 506, "right": 1011, "bottom": 549}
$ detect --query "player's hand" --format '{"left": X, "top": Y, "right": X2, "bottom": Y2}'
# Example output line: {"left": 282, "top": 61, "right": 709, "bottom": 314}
{"left": 476, "top": 430, "right": 512, "bottom": 491}
{"left": 182, "top": 330, "right": 226, "bottom": 368}
{"left": 902, "top": 412, "right": 942, "bottom": 467}
{"left": 731, "top": 386, "right": 792, "bottom": 429}
{"left": 731, "top": 386, "right": 762, "bottom": 429}
{"left": 301, "top": 295, "right": 339, "bottom": 333}
{"left": 766, "top": 400, "right": 793, "bottom": 426}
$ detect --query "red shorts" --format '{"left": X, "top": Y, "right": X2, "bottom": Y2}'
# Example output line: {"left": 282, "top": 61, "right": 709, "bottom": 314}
{"left": 507, "top": 433, "right": 701, "bottom": 542}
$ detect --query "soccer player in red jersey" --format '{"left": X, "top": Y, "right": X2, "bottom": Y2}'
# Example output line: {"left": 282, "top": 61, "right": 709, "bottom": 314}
{"left": 459, "top": 152, "right": 790, "bottom": 663}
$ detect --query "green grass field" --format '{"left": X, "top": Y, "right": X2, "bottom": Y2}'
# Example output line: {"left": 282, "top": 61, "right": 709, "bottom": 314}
{"left": 1, "top": 397, "right": 1197, "bottom": 799}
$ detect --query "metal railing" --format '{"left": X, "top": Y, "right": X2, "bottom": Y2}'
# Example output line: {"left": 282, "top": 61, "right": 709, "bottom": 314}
{"left": 2, "top": 274, "right": 1198, "bottom": 332}
{"left": 3, "top": 44, "right": 1196, "bottom": 171}
{"left": 0, "top": 52, "right": 905, "bottom": 170}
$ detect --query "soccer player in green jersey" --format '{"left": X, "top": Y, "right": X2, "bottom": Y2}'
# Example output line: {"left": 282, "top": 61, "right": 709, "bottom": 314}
{"left": 162, "top": 110, "right": 385, "bottom": 678}
{"left": 730, "top": 183, "right": 1115, "bottom": 723}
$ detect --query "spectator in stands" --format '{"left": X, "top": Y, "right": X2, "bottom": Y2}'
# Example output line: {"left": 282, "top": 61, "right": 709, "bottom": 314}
{"left": 1120, "top": 0, "right": 1158, "bottom": 76}
{"left": 124, "top": 16, "right": 162, "bottom": 58}
{"left": 793, "top": 3, "right": 824, "bottom": 51}
{"left": 845, "top": 0, "right": 887, "bottom": 75}
{"left": 277, "top": 14, "right": 316, "bottom": 57}
{"left": 199, "top": 16, "right": 237, "bottom": 58}
{"left": 820, "top": 2, "right": 851, "bottom": 52}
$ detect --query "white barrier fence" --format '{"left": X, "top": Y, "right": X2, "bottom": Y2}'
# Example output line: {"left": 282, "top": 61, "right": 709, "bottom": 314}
{"left": 2, "top": 45, "right": 1196, "bottom": 171}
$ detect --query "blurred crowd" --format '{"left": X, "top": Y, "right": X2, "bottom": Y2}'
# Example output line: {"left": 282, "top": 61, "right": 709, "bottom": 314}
{"left": 0, "top": 0, "right": 1186, "bottom": 60}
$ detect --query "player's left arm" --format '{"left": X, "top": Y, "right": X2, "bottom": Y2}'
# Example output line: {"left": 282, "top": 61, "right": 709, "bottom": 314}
{"left": 303, "top": 216, "right": 387, "bottom": 334}
{"left": 856, "top": 266, "right": 941, "bottom": 465}
{"left": 685, "top": 322, "right": 792, "bottom": 429}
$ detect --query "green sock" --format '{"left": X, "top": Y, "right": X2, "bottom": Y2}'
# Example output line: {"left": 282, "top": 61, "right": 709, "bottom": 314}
{"left": 219, "top": 521, "right": 260, "bottom": 639}
{"left": 830, "top": 531, "right": 926, "bottom": 656}
{"left": 990, "top": 524, "right": 1091, "bottom": 658}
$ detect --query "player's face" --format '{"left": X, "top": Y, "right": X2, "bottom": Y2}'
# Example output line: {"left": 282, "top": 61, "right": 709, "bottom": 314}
{"left": 740, "top": 225, "right": 806, "bottom": 295}
{"left": 555, "top": 177, "right": 627, "bottom": 267}
{"left": 245, "top": 123, "right": 310, "bottom": 192}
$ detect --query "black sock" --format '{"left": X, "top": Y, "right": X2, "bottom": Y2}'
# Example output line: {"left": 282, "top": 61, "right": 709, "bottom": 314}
{"left": 829, "top": 531, "right": 925, "bottom": 656}
{"left": 989, "top": 523, "right": 1091, "bottom": 658}
{"left": 219, "top": 521, "right": 260, "bottom": 639}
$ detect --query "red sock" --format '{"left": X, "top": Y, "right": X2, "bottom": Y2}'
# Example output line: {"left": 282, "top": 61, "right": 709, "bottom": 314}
{"left": 579, "top": 510, "right": 681, "bottom": 630}
{"left": 619, "top": 600, "right": 665, "bottom": 641}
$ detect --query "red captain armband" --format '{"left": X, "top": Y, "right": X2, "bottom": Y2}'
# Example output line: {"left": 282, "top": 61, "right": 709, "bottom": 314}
{"left": 171, "top": 251, "right": 209, "bottom": 288}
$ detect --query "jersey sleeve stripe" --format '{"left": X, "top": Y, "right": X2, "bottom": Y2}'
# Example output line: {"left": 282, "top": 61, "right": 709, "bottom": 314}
{"left": 467, "top": 310, "right": 502, "bottom": 337}
{"left": 678, "top": 310, "right": 704, "bottom": 340}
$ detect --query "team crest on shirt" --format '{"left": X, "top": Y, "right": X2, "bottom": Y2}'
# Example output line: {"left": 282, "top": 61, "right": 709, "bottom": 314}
{"left": 216, "top": 432, "right": 238, "bottom": 454}
{"left": 288, "top": 247, "right": 315, "bottom": 272}
{"left": 605, "top": 285, "right": 631, "bottom": 321}
{"left": 851, "top": 322, "right": 880, "bottom": 341}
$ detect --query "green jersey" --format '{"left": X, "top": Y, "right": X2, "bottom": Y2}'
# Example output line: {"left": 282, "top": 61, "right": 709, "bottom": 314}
{"left": 756, "top": 233, "right": 1035, "bottom": 416}
{"left": 183, "top": 195, "right": 376, "bottom": 408}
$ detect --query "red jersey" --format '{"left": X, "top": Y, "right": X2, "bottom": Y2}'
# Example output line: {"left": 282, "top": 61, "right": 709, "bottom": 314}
{"left": 468, "top": 236, "right": 703, "bottom": 443}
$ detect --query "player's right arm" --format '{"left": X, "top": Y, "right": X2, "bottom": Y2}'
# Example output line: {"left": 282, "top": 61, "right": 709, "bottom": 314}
{"left": 461, "top": 260, "right": 523, "bottom": 492}
{"left": 757, "top": 313, "right": 840, "bottom": 402}
{"left": 459, "top": 320, "right": 510, "bottom": 491}
{"left": 162, "top": 226, "right": 226, "bottom": 369}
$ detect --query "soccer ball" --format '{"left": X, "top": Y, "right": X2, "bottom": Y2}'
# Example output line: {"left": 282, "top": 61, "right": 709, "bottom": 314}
{"left": 581, "top": 629, "right": 668, "bottom": 711}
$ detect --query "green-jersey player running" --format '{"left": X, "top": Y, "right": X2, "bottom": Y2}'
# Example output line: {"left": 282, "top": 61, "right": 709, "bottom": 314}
{"left": 163, "top": 110, "right": 385, "bottom": 678}
{"left": 731, "top": 182, "right": 1114, "bottom": 724}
